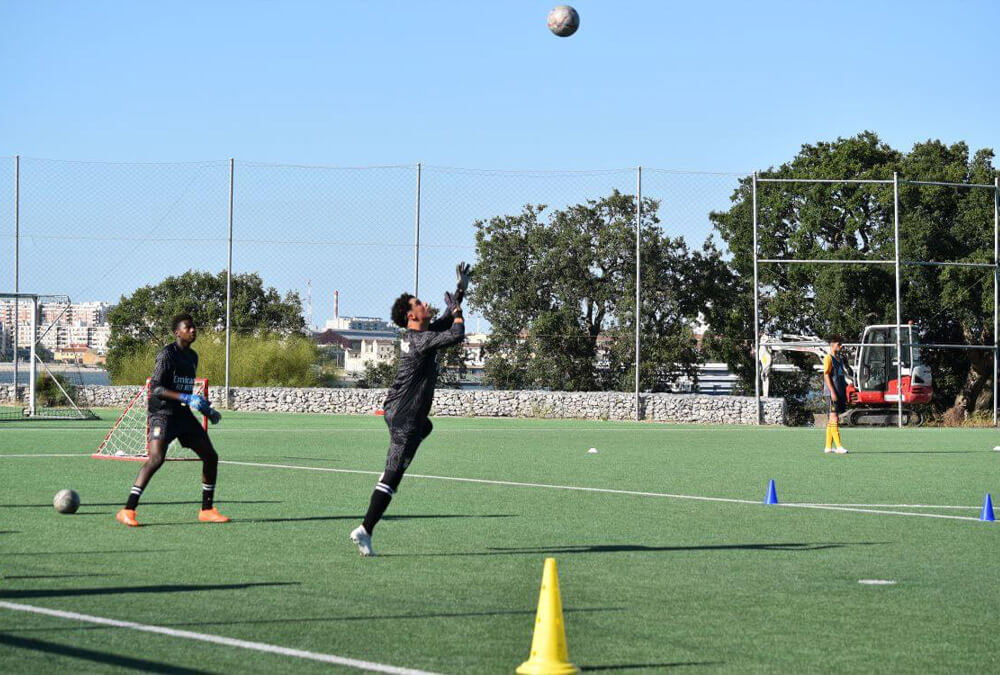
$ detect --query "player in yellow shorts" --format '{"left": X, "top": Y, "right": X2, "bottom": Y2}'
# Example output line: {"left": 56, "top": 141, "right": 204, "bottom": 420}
{"left": 823, "top": 334, "right": 848, "bottom": 454}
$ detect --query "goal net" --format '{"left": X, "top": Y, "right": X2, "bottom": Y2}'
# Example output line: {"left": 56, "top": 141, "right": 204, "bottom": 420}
{"left": 1, "top": 293, "right": 99, "bottom": 421}
{"left": 92, "top": 378, "right": 210, "bottom": 460}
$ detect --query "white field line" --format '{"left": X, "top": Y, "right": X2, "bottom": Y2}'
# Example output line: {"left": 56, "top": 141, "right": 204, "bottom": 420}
{"left": 0, "top": 453, "right": 89, "bottom": 457}
{"left": 0, "top": 454, "right": 985, "bottom": 520}
{"left": 0, "top": 601, "right": 439, "bottom": 675}
{"left": 219, "top": 460, "right": 989, "bottom": 523}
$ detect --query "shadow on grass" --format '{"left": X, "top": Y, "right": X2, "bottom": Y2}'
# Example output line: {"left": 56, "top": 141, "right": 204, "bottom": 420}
{"left": 0, "top": 500, "right": 282, "bottom": 508}
{"left": 386, "top": 541, "right": 887, "bottom": 557}
{"left": 141, "top": 514, "right": 516, "bottom": 527}
{"left": 16, "top": 606, "right": 625, "bottom": 632}
{"left": 0, "top": 633, "right": 212, "bottom": 674}
{"left": 582, "top": 663, "right": 720, "bottom": 671}
{"left": 0, "top": 581, "right": 298, "bottom": 600}
{"left": 3, "top": 573, "right": 118, "bottom": 580}
{"left": 6, "top": 549, "right": 172, "bottom": 557}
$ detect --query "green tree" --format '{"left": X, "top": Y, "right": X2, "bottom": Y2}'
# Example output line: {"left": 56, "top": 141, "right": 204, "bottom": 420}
{"left": 107, "top": 270, "right": 305, "bottom": 381}
{"left": 707, "top": 131, "right": 998, "bottom": 422}
{"left": 470, "top": 190, "right": 718, "bottom": 391}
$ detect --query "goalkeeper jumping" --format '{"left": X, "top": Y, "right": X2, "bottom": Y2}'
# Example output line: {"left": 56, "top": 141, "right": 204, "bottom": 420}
{"left": 115, "top": 313, "right": 228, "bottom": 527}
{"left": 350, "top": 264, "right": 470, "bottom": 556}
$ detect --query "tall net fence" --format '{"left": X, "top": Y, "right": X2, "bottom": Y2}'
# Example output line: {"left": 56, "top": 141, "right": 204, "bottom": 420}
{"left": 752, "top": 176, "right": 999, "bottom": 425}
{"left": 9, "top": 156, "right": 995, "bottom": 423}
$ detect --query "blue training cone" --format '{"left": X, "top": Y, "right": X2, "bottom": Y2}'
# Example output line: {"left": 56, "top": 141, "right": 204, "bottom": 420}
{"left": 980, "top": 494, "right": 995, "bottom": 522}
{"left": 764, "top": 479, "right": 779, "bottom": 505}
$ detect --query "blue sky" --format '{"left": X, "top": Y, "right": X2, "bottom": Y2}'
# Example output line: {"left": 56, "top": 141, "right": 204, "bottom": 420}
{"left": 2, "top": 1, "right": 998, "bottom": 323}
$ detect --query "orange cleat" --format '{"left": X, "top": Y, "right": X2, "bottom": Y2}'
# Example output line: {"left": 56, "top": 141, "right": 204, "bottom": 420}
{"left": 198, "top": 507, "right": 230, "bottom": 523}
{"left": 115, "top": 508, "right": 140, "bottom": 527}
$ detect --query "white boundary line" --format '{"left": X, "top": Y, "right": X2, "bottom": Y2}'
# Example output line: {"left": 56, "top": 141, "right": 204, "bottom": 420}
{"left": 0, "top": 453, "right": 89, "bottom": 457}
{"left": 219, "top": 460, "right": 989, "bottom": 523}
{"left": 0, "top": 454, "right": 987, "bottom": 522}
{"left": 0, "top": 601, "right": 439, "bottom": 675}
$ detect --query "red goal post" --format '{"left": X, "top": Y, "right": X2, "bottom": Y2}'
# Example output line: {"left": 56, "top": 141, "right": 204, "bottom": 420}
{"left": 92, "top": 378, "right": 209, "bottom": 461}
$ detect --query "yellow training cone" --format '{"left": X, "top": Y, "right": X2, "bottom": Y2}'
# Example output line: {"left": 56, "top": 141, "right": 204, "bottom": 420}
{"left": 516, "top": 558, "right": 580, "bottom": 675}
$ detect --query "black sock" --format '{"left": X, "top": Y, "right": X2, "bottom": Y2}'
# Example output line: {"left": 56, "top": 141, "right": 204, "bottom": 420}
{"left": 202, "top": 483, "right": 215, "bottom": 510}
{"left": 125, "top": 485, "right": 143, "bottom": 510}
{"left": 362, "top": 483, "right": 395, "bottom": 534}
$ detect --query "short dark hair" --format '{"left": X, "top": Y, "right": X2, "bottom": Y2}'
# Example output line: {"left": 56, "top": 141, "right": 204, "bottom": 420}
{"left": 827, "top": 333, "right": 844, "bottom": 345}
{"left": 172, "top": 313, "right": 195, "bottom": 332}
{"left": 391, "top": 294, "right": 415, "bottom": 328}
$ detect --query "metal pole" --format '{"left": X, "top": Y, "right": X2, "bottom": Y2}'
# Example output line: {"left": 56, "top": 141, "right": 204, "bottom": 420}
{"left": 994, "top": 177, "right": 998, "bottom": 426}
{"left": 13, "top": 156, "right": 19, "bottom": 399}
{"left": 414, "top": 163, "right": 421, "bottom": 296}
{"left": 752, "top": 173, "right": 761, "bottom": 424}
{"left": 893, "top": 172, "right": 903, "bottom": 428}
{"left": 634, "top": 166, "right": 642, "bottom": 421}
{"left": 224, "top": 158, "right": 234, "bottom": 407}
{"left": 27, "top": 295, "right": 36, "bottom": 417}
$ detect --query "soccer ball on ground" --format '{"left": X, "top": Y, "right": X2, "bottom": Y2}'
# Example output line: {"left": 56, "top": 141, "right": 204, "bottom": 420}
{"left": 547, "top": 5, "right": 579, "bottom": 37}
{"left": 53, "top": 489, "right": 80, "bottom": 514}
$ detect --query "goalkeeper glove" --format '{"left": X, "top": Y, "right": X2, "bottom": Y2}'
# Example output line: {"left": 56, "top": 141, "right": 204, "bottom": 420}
{"left": 454, "top": 261, "right": 471, "bottom": 304}
{"left": 444, "top": 291, "right": 461, "bottom": 315}
{"left": 180, "top": 393, "right": 211, "bottom": 415}
{"left": 205, "top": 407, "right": 222, "bottom": 425}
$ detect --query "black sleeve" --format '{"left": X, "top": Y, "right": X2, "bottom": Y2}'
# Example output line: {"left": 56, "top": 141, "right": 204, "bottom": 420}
{"left": 149, "top": 348, "right": 175, "bottom": 392}
{"left": 414, "top": 321, "right": 465, "bottom": 353}
{"left": 428, "top": 307, "right": 454, "bottom": 332}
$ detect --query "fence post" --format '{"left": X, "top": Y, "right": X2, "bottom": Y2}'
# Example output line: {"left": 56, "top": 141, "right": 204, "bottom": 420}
{"left": 893, "top": 172, "right": 903, "bottom": 428}
{"left": 752, "top": 173, "right": 761, "bottom": 424}
{"left": 634, "top": 166, "right": 642, "bottom": 421}
{"left": 994, "top": 176, "right": 998, "bottom": 426}
{"left": 414, "top": 163, "right": 422, "bottom": 296}
{"left": 12, "top": 155, "right": 19, "bottom": 398}
{"left": 224, "top": 158, "right": 234, "bottom": 408}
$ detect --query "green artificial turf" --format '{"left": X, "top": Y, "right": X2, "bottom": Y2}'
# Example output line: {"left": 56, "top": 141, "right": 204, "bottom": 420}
{"left": 1, "top": 411, "right": 999, "bottom": 673}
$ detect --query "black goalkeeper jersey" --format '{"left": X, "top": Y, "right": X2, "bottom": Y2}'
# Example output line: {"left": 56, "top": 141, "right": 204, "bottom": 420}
{"left": 382, "top": 312, "right": 464, "bottom": 428}
{"left": 148, "top": 342, "right": 199, "bottom": 417}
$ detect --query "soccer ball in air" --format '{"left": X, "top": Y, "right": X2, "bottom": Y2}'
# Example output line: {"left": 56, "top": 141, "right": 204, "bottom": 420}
{"left": 547, "top": 5, "right": 579, "bottom": 37}
{"left": 53, "top": 489, "right": 80, "bottom": 514}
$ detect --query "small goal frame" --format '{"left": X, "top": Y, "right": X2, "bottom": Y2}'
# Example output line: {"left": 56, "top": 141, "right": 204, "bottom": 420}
{"left": 92, "top": 378, "right": 210, "bottom": 461}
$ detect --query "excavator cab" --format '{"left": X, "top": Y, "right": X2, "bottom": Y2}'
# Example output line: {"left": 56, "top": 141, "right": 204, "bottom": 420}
{"left": 852, "top": 324, "right": 932, "bottom": 409}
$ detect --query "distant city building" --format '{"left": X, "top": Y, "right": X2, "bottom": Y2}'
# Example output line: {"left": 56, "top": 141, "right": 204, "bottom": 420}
{"left": 0, "top": 299, "right": 114, "bottom": 356}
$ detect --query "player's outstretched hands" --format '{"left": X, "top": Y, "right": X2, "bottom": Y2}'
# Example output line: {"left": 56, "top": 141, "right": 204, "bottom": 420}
{"left": 454, "top": 261, "right": 471, "bottom": 304}
{"left": 444, "top": 291, "right": 461, "bottom": 315}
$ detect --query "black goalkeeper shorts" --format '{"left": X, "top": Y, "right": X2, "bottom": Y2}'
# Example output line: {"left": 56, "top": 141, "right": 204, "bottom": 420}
{"left": 383, "top": 413, "right": 433, "bottom": 474}
{"left": 148, "top": 411, "right": 209, "bottom": 450}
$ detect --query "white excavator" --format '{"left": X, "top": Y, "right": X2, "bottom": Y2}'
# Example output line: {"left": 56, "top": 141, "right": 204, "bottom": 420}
{"left": 758, "top": 323, "right": 933, "bottom": 426}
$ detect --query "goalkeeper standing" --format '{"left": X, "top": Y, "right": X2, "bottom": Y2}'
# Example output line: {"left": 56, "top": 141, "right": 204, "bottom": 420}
{"left": 115, "top": 313, "right": 228, "bottom": 527}
{"left": 350, "top": 264, "right": 470, "bottom": 556}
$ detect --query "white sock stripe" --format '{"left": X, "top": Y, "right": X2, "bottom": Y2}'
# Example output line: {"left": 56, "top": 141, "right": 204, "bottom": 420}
{"left": 202, "top": 484, "right": 215, "bottom": 490}
{"left": 130, "top": 487, "right": 143, "bottom": 494}
{"left": 375, "top": 483, "right": 395, "bottom": 495}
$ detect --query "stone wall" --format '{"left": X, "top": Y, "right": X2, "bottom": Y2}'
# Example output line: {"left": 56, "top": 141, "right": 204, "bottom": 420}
{"left": 2, "top": 385, "right": 785, "bottom": 425}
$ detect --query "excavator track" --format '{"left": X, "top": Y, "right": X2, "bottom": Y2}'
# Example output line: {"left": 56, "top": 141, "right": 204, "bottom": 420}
{"left": 842, "top": 408, "right": 923, "bottom": 427}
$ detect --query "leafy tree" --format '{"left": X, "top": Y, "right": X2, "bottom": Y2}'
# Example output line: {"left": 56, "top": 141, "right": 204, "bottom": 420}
{"left": 707, "top": 131, "right": 998, "bottom": 422}
{"left": 106, "top": 270, "right": 305, "bottom": 381}
{"left": 470, "top": 190, "right": 718, "bottom": 391}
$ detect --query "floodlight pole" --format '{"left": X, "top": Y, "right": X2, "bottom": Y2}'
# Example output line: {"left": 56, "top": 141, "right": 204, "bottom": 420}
{"left": 28, "top": 295, "right": 36, "bottom": 416}
{"left": 414, "top": 163, "right": 421, "bottom": 297}
{"left": 634, "top": 166, "right": 642, "bottom": 422}
{"left": 12, "top": 155, "right": 19, "bottom": 399}
{"left": 752, "top": 173, "right": 761, "bottom": 424}
{"left": 994, "top": 177, "right": 998, "bottom": 426}
{"left": 893, "top": 172, "right": 903, "bottom": 428}
{"left": 224, "top": 158, "right": 234, "bottom": 408}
